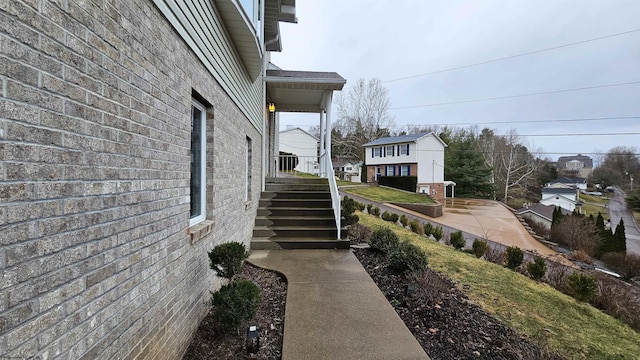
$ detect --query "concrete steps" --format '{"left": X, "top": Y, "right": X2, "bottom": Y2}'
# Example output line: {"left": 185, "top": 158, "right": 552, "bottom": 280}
{"left": 251, "top": 177, "right": 348, "bottom": 250}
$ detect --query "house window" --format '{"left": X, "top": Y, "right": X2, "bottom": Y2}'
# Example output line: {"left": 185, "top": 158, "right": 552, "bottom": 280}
{"left": 386, "top": 166, "right": 395, "bottom": 176}
{"left": 400, "top": 144, "right": 409, "bottom": 155}
{"left": 373, "top": 147, "right": 381, "bottom": 157}
{"left": 401, "top": 165, "right": 410, "bottom": 176}
{"left": 190, "top": 99, "right": 207, "bottom": 226}
{"left": 385, "top": 145, "right": 394, "bottom": 156}
{"left": 245, "top": 137, "right": 252, "bottom": 201}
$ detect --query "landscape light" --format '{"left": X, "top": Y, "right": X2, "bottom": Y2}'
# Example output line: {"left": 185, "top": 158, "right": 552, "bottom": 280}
{"left": 246, "top": 325, "right": 260, "bottom": 354}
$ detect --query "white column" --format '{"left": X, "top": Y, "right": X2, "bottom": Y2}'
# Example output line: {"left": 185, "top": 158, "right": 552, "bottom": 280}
{"left": 319, "top": 111, "right": 325, "bottom": 176}
{"left": 325, "top": 91, "right": 333, "bottom": 166}
{"left": 274, "top": 112, "right": 280, "bottom": 176}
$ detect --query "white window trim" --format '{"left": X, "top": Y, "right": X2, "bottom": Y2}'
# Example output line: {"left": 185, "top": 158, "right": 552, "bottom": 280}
{"left": 373, "top": 147, "right": 381, "bottom": 157}
{"left": 401, "top": 165, "right": 409, "bottom": 176}
{"left": 190, "top": 99, "right": 207, "bottom": 227}
{"left": 385, "top": 145, "right": 394, "bottom": 156}
{"left": 400, "top": 144, "right": 408, "bottom": 155}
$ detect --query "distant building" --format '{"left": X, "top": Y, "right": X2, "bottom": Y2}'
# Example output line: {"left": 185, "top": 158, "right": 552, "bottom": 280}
{"left": 556, "top": 155, "right": 593, "bottom": 178}
{"left": 279, "top": 127, "right": 319, "bottom": 174}
{"left": 333, "top": 160, "right": 362, "bottom": 182}
{"left": 547, "top": 176, "right": 588, "bottom": 190}
{"left": 540, "top": 184, "right": 582, "bottom": 212}
{"left": 515, "top": 203, "right": 572, "bottom": 230}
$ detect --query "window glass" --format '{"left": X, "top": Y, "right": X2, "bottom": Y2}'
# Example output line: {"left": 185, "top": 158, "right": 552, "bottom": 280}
{"left": 385, "top": 145, "right": 394, "bottom": 156}
{"left": 386, "top": 166, "right": 395, "bottom": 176}
{"left": 400, "top": 144, "right": 408, "bottom": 155}
{"left": 401, "top": 165, "right": 409, "bottom": 176}
{"left": 190, "top": 100, "right": 206, "bottom": 225}
{"left": 373, "top": 148, "right": 381, "bottom": 157}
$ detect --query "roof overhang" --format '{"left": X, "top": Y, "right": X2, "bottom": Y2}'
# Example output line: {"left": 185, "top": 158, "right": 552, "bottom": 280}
{"left": 265, "top": 69, "right": 346, "bottom": 112}
{"left": 264, "top": 0, "right": 297, "bottom": 52}
{"left": 215, "top": 0, "right": 263, "bottom": 80}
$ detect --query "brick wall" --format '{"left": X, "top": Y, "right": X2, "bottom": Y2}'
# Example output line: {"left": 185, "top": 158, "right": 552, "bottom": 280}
{"left": 1, "top": 1, "right": 261, "bottom": 359}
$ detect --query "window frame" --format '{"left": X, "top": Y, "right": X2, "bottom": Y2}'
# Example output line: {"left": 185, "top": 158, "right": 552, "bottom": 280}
{"left": 401, "top": 165, "right": 410, "bottom": 176}
{"left": 385, "top": 166, "right": 395, "bottom": 176}
{"left": 385, "top": 145, "right": 394, "bottom": 157}
{"left": 400, "top": 144, "right": 408, "bottom": 155}
{"left": 373, "top": 147, "right": 381, "bottom": 157}
{"left": 190, "top": 99, "right": 207, "bottom": 226}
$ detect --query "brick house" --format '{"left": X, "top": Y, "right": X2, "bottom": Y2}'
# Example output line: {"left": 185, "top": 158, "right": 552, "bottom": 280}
{"left": 1, "top": 1, "right": 344, "bottom": 359}
{"left": 362, "top": 132, "right": 448, "bottom": 200}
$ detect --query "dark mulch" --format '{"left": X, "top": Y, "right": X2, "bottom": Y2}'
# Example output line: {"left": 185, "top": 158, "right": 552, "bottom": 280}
{"left": 352, "top": 247, "right": 564, "bottom": 360}
{"left": 183, "top": 263, "right": 286, "bottom": 360}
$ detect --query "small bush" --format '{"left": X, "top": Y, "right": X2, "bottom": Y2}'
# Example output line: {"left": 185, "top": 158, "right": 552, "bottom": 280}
{"left": 432, "top": 226, "right": 444, "bottom": 241}
{"left": 388, "top": 241, "right": 428, "bottom": 273}
{"left": 355, "top": 201, "right": 366, "bottom": 211}
{"left": 423, "top": 222, "right": 433, "bottom": 237}
{"left": 366, "top": 203, "right": 373, "bottom": 213}
{"left": 471, "top": 239, "right": 488, "bottom": 258}
{"left": 568, "top": 272, "right": 597, "bottom": 302}
{"left": 409, "top": 220, "right": 424, "bottom": 235}
{"left": 505, "top": 246, "right": 524, "bottom": 269}
{"left": 593, "top": 274, "right": 640, "bottom": 331}
{"left": 399, "top": 214, "right": 409, "bottom": 227}
{"left": 370, "top": 206, "right": 381, "bottom": 217}
{"left": 341, "top": 196, "right": 359, "bottom": 226}
{"left": 602, "top": 252, "right": 640, "bottom": 280}
{"left": 390, "top": 213, "right": 400, "bottom": 223}
{"left": 210, "top": 280, "right": 261, "bottom": 333}
{"left": 527, "top": 257, "right": 547, "bottom": 281}
{"left": 381, "top": 211, "right": 392, "bottom": 221}
{"left": 208, "top": 242, "right": 249, "bottom": 279}
{"left": 544, "top": 263, "right": 571, "bottom": 293}
{"left": 449, "top": 231, "right": 465, "bottom": 250}
{"left": 408, "top": 270, "right": 451, "bottom": 306}
{"left": 369, "top": 227, "right": 400, "bottom": 253}
{"left": 348, "top": 223, "right": 372, "bottom": 243}
{"left": 572, "top": 249, "right": 593, "bottom": 264}
{"left": 484, "top": 246, "right": 504, "bottom": 265}
{"left": 381, "top": 211, "right": 399, "bottom": 223}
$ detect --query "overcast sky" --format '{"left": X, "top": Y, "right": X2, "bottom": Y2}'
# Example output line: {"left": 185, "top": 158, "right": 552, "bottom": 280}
{"left": 270, "top": 0, "right": 640, "bottom": 162}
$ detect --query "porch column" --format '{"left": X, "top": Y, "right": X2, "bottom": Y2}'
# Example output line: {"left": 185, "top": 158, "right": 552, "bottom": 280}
{"left": 325, "top": 91, "right": 333, "bottom": 163}
{"left": 319, "top": 111, "right": 325, "bottom": 176}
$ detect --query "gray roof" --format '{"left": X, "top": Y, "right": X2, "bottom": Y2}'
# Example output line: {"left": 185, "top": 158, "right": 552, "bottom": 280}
{"left": 515, "top": 203, "right": 572, "bottom": 221}
{"left": 557, "top": 155, "right": 593, "bottom": 169}
{"left": 548, "top": 176, "right": 587, "bottom": 185}
{"left": 362, "top": 132, "right": 446, "bottom": 147}
{"left": 266, "top": 69, "right": 346, "bottom": 82}
{"left": 541, "top": 187, "right": 577, "bottom": 195}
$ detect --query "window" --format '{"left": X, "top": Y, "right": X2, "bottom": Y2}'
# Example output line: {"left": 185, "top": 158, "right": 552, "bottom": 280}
{"left": 400, "top": 144, "right": 409, "bottom": 155}
{"left": 190, "top": 99, "right": 206, "bottom": 226}
{"left": 239, "top": 0, "right": 261, "bottom": 37}
{"left": 386, "top": 166, "right": 395, "bottom": 176}
{"left": 401, "top": 165, "right": 410, "bottom": 176}
{"left": 385, "top": 145, "right": 394, "bottom": 156}
{"left": 245, "top": 137, "right": 252, "bottom": 201}
{"left": 373, "top": 147, "right": 381, "bottom": 157}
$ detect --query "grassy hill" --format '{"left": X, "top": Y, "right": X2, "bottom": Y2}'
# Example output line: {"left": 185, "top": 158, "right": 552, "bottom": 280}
{"left": 358, "top": 212, "right": 640, "bottom": 359}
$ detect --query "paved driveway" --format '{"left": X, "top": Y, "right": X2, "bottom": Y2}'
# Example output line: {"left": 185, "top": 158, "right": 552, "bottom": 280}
{"left": 608, "top": 188, "right": 640, "bottom": 255}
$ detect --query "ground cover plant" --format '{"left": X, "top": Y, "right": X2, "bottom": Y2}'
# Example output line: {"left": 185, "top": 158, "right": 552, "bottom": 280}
{"left": 357, "top": 212, "right": 640, "bottom": 359}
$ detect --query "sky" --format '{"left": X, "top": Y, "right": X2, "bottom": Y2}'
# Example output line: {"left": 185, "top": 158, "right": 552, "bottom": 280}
{"left": 270, "top": 0, "right": 640, "bottom": 163}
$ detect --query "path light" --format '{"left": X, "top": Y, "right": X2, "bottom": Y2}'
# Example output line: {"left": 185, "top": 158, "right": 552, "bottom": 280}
{"left": 404, "top": 284, "right": 416, "bottom": 298}
{"left": 246, "top": 325, "right": 260, "bottom": 354}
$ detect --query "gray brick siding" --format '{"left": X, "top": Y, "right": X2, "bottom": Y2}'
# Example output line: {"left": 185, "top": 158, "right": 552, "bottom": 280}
{"left": 1, "top": 1, "right": 262, "bottom": 359}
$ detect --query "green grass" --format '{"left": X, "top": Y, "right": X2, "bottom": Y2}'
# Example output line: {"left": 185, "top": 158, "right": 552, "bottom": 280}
{"left": 292, "top": 172, "right": 320, "bottom": 178}
{"left": 579, "top": 194, "right": 610, "bottom": 219}
{"left": 343, "top": 186, "right": 434, "bottom": 204}
{"left": 358, "top": 212, "right": 640, "bottom": 359}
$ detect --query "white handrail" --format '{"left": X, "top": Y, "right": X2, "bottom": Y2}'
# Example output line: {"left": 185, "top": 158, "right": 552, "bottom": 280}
{"left": 321, "top": 151, "right": 341, "bottom": 239}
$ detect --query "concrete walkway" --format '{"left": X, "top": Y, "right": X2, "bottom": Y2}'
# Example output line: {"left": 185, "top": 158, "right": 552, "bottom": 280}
{"left": 248, "top": 249, "right": 430, "bottom": 360}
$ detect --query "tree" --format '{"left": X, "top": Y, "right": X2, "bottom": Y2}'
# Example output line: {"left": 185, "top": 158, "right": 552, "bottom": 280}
{"left": 494, "top": 130, "right": 540, "bottom": 203}
{"left": 613, "top": 219, "right": 627, "bottom": 253}
{"left": 444, "top": 131, "right": 494, "bottom": 198}
{"left": 597, "top": 146, "right": 640, "bottom": 190}
{"left": 333, "top": 78, "right": 395, "bottom": 161}
{"left": 551, "top": 215, "right": 601, "bottom": 257}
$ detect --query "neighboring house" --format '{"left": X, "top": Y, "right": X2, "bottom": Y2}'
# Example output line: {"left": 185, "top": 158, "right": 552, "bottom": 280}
{"left": 2, "top": 1, "right": 344, "bottom": 359}
{"left": 333, "top": 160, "right": 362, "bottom": 182}
{"left": 540, "top": 185, "right": 582, "bottom": 212}
{"left": 279, "top": 127, "right": 319, "bottom": 174}
{"left": 556, "top": 155, "right": 593, "bottom": 178}
{"left": 362, "top": 132, "right": 447, "bottom": 200}
{"left": 515, "top": 203, "right": 572, "bottom": 230}
{"left": 547, "top": 176, "right": 588, "bottom": 190}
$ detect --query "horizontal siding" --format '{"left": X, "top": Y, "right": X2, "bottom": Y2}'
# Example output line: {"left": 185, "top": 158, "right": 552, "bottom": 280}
{"left": 153, "top": 0, "right": 263, "bottom": 133}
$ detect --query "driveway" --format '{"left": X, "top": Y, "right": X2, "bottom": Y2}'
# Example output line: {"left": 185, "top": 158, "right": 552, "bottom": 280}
{"left": 608, "top": 188, "right": 640, "bottom": 255}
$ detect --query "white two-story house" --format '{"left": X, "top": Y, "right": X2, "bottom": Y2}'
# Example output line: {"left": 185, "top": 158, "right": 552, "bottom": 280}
{"left": 363, "top": 132, "right": 447, "bottom": 199}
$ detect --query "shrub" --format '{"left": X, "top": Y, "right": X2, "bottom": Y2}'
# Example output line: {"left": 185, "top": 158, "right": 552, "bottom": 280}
{"left": 370, "top": 206, "right": 381, "bottom": 217}
{"left": 472, "top": 239, "right": 488, "bottom": 258}
{"left": 407, "top": 270, "right": 451, "bottom": 306}
{"left": 449, "top": 231, "right": 465, "bottom": 250}
{"left": 369, "top": 227, "right": 400, "bottom": 253}
{"left": 409, "top": 220, "right": 424, "bottom": 235}
{"left": 572, "top": 249, "right": 593, "bottom": 264}
{"left": 356, "top": 201, "right": 366, "bottom": 211}
{"left": 505, "top": 246, "right": 524, "bottom": 269}
{"left": 423, "top": 222, "right": 433, "bottom": 237}
{"left": 388, "top": 241, "right": 428, "bottom": 273}
{"left": 593, "top": 273, "right": 640, "bottom": 331}
{"left": 390, "top": 213, "right": 400, "bottom": 223}
{"left": 602, "top": 252, "right": 640, "bottom": 280}
{"left": 208, "top": 242, "right": 249, "bottom": 279}
{"left": 381, "top": 211, "right": 399, "bottom": 223}
{"left": 544, "top": 263, "right": 571, "bottom": 293}
{"left": 523, "top": 217, "right": 550, "bottom": 239}
{"left": 432, "top": 226, "right": 444, "bottom": 241}
{"left": 348, "top": 223, "right": 372, "bottom": 243}
{"left": 527, "top": 257, "right": 547, "bottom": 281}
{"left": 399, "top": 214, "right": 409, "bottom": 227}
{"left": 210, "top": 280, "right": 261, "bottom": 333}
{"left": 366, "top": 203, "right": 373, "bottom": 213}
{"left": 568, "top": 272, "right": 597, "bottom": 302}
{"left": 378, "top": 175, "right": 417, "bottom": 192}
{"left": 341, "top": 196, "right": 359, "bottom": 226}
{"left": 484, "top": 246, "right": 504, "bottom": 265}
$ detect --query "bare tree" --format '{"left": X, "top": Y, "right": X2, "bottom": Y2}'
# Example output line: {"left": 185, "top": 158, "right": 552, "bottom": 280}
{"left": 496, "top": 129, "right": 539, "bottom": 203}
{"left": 333, "top": 78, "right": 395, "bottom": 161}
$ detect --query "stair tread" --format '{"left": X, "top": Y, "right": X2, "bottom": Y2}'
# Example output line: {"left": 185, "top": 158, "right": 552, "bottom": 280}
{"left": 255, "top": 215, "right": 335, "bottom": 219}
{"left": 253, "top": 226, "right": 338, "bottom": 230}
{"left": 252, "top": 237, "right": 345, "bottom": 241}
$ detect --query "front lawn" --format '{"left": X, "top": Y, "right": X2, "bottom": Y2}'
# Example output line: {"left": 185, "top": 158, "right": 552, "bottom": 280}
{"left": 343, "top": 186, "right": 434, "bottom": 204}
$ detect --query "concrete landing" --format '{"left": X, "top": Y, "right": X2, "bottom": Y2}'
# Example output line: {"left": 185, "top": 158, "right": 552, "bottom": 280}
{"left": 248, "top": 249, "right": 430, "bottom": 360}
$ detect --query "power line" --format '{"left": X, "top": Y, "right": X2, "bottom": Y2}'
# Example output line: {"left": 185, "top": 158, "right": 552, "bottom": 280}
{"left": 519, "top": 132, "right": 640, "bottom": 137}
{"left": 399, "top": 116, "right": 640, "bottom": 127}
{"left": 389, "top": 81, "right": 640, "bottom": 110}
{"left": 382, "top": 28, "right": 640, "bottom": 84}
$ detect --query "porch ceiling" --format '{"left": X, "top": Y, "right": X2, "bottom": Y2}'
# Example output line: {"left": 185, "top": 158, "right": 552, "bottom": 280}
{"left": 265, "top": 69, "right": 346, "bottom": 112}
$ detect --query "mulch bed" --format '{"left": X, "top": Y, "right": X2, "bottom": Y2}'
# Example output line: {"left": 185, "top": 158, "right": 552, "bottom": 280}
{"left": 184, "top": 249, "right": 564, "bottom": 360}
{"left": 352, "top": 247, "right": 564, "bottom": 360}
{"left": 182, "top": 263, "right": 286, "bottom": 360}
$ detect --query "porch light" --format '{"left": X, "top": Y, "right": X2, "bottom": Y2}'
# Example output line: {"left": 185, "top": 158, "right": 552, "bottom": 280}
{"left": 246, "top": 325, "right": 260, "bottom": 354}
{"left": 268, "top": 102, "right": 276, "bottom": 113}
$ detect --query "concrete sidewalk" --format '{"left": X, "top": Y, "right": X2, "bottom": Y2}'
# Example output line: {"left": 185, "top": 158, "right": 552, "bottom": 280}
{"left": 248, "top": 249, "right": 430, "bottom": 360}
